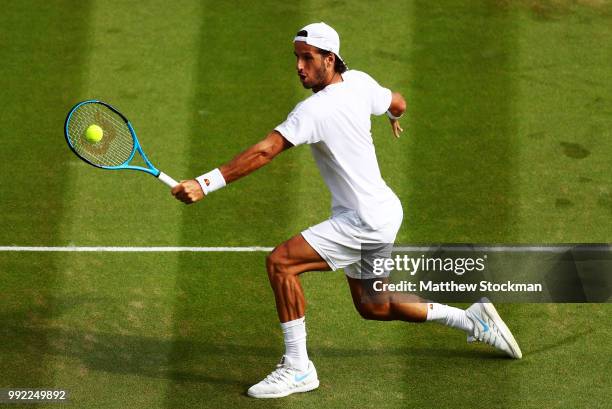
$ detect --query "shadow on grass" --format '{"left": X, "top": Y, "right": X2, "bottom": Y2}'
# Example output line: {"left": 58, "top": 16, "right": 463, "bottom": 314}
{"left": 526, "top": 328, "right": 593, "bottom": 356}
{"left": 2, "top": 314, "right": 516, "bottom": 388}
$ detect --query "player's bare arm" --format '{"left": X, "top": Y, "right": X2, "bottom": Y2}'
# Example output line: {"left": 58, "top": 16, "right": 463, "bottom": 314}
{"left": 219, "top": 131, "right": 292, "bottom": 183}
{"left": 388, "top": 91, "right": 407, "bottom": 138}
{"left": 171, "top": 131, "right": 292, "bottom": 204}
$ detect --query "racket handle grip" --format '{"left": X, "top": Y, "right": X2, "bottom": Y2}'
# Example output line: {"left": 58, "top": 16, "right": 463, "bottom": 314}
{"left": 158, "top": 171, "right": 179, "bottom": 188}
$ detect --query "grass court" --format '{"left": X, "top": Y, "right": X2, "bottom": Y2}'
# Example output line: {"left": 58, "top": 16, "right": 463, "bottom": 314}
{"left": 0, "top": 1, "right": 610, "bottom": 408}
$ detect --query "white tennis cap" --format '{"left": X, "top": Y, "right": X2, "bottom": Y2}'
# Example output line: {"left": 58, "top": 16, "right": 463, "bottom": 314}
{"left": 294, "top": 22, "right": 344, "bottom": 64}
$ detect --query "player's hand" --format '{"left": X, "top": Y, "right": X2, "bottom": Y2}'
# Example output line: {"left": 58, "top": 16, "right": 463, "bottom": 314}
{"left": 389, "top": 118, "right": 404, "bottom": 138}
{"left": 171, "top": 179, "right": 205, "bottom": 204}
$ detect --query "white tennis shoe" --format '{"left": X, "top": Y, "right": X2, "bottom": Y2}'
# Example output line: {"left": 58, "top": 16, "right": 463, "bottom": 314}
{"left": 247, "top": 356, "right": 319, "bottom": 398}
{"left": 465, "top": 298, "right": 523, "bottom": 359}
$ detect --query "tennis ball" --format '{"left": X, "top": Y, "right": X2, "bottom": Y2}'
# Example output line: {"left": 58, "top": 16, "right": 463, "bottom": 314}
{"left": 85, "top": 124, "right": 103, "bottom": 143}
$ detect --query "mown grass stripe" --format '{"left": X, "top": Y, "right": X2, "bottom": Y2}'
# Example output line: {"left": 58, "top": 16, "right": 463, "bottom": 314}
{"left": 166, "top": 3, "right": 307, "bottom": 407}
{"left": 406, "top": 2, "right": 520, "bottom": 408}
{"left": 408, "top": 1, "right": 519, "bottom": 243}
{"left": 0, "top": 0, "right": 94, "bottom": 394}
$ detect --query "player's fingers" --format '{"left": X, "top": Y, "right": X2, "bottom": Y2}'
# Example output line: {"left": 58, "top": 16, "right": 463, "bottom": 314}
{"left": 185, "top": 193, "right": 200, "bottom": 204}
{"left": 171, "top": 182, "right": 186, "bottom": 196}
{"left": 176, "top": 188, "right": 200, "bottom": 205}
{"left": 176, "top": 190, "right": 193, "bottom": 204}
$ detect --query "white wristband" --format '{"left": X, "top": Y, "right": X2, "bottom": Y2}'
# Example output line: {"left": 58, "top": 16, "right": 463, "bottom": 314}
{"left": 196, "top": 168, "right": 226, "bottom": 195}
{"left": 386, "top": 110, "right": 403, "bottom": 120}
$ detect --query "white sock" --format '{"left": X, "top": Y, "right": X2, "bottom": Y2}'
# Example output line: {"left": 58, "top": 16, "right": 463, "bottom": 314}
{"left": 280, "top": 317, "right": 309, "bottom": 371}
{"left": 426, "top": 303, "right": 474, "bottom": 333}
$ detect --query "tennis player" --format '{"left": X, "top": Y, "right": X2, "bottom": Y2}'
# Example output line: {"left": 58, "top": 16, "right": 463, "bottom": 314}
{"left": 172, "top": 22, "right": 522, "bottom": 398}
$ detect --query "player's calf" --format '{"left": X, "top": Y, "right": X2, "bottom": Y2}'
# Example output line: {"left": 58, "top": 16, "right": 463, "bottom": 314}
{"left": 347, "top": 277, "right": 428, "bottom": 322}
{"left": 354, "top": 302, "right": 393, "bottom": 321}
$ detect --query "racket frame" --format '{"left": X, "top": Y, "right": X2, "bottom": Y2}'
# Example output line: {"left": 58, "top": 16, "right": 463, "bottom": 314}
{"left": 64, "top": 100, "right": 178, "bottom": 187}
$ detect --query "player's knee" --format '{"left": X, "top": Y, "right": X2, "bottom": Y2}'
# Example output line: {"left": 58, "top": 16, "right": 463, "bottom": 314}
{"left": 356, "top": 302, "right": 392, "bottom": 321}
{"left": 266, "top": 250, "right": 291, "bottom": 280}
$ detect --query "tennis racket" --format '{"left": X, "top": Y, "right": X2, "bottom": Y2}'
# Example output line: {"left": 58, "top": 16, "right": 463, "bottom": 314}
{"left": 64, "top": 100, "right": 178, "bottom": 188}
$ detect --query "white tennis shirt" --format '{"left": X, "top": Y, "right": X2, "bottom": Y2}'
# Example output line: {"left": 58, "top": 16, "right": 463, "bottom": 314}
{"left": 275, "top": 69, "right": 401, "bottom": 230}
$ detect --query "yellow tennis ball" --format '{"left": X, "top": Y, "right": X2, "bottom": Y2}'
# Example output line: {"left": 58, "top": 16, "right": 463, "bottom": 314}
{"left": 85, "top": 124, "right": 103, "bottom": 143}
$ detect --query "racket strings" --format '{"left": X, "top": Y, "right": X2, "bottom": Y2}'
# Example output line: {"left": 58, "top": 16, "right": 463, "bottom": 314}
{"left": 67, "top": 103, "right": 135, "bottom": 167}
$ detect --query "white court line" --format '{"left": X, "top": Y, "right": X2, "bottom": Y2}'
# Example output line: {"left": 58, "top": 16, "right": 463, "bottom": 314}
{"left": 0, "top": 245, "right": 608, "bottom": 253}
{"left": 0, "top": 246, "right": 274, "bottom": 252}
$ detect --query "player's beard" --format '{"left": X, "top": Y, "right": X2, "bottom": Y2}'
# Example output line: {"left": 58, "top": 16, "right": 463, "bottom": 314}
{"left": 303, "top": 62, "right": 329, "bottom": 92}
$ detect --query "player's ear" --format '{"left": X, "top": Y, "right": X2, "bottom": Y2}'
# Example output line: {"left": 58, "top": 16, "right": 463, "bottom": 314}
{"left": 326, "top": 53, "right": 335, "bottom": 70}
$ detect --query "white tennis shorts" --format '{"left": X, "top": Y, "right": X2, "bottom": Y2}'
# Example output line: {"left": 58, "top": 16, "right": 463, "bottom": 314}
{"left": 301, "top": 202, "right": 403, "bottom": 279}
